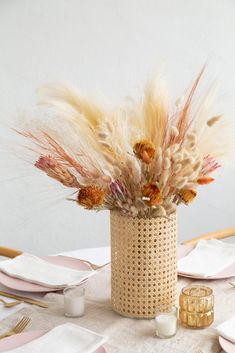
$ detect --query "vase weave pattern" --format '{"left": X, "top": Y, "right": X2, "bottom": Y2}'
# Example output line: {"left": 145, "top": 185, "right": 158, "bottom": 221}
{"left": 110, "top": 211, "right": 177, "bottom": 319}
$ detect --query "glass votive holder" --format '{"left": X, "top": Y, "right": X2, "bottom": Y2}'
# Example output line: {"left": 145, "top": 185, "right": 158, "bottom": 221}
{"left": 179, "top": 285, "right": 214, "bottom": 329}
{"left": 155, "top": 306, "right": 178, "bottom": 339}
{"left": 64, "top": 286, "right": 85, "bottom": 318}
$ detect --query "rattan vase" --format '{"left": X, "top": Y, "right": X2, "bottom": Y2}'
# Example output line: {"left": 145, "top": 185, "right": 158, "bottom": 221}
{"left": 110, "top": 211, "right": 177, "bottom": 319}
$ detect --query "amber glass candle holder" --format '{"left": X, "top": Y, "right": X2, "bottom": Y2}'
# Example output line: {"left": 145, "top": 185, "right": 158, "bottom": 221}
{"left": 179, "top": 285, "right": 214, "bottom": 329}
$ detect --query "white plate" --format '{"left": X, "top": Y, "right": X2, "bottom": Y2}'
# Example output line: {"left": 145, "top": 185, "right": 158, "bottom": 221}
{"left": 219, "top": 336, "right": 235, "bottom": 353}
{"left": 178, "top": 244, "right": 235, "bottom": 280}
{"left": 0, "top": 255, "right": 91, "bottom": 293}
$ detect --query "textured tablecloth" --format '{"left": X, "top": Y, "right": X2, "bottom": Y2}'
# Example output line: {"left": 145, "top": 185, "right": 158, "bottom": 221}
{"left": 0, "top": 265, "right": 234, "bottom": 353}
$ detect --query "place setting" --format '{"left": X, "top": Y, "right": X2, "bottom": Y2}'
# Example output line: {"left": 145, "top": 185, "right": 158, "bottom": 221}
{"left": 0, "top": 251, "right": 99, "bottom": 293}
{"left": 0, "top": 250, "right": 109, "bottom": 353}
{"left": 178, "top": 238, "right": 235, "bottom": 280}
{"left": 0, "top": 243, "right": 112, "bottom": 352}
{"left": 0, "top": 321, "right": 107, "bottom": 353}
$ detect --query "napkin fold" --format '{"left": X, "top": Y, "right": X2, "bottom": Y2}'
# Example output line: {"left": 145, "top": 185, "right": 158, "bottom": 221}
{"left": 6, "top": 323, "right": 107, "bottom": 353}
{"left": 0, "top": 253, "right": 94, "bottom": 289}
{"left": 178, "top": 239, "right": 235, "bottom": 277}
{"left": 217, "top": 315, "right": 235, "bottom": 344}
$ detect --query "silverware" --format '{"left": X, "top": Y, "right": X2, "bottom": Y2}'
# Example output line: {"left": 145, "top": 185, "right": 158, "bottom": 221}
{"left": 0, "top": 298, "right": 22, "bottom": 308}
{"left": 79, "top": 259, "right": 110, "bottom": 271}
{"left": 0, "top": 316, "right": 31, "bottom": 339}
{"left": 0, "top": 291, "right": 48, "bottom": 308}
{"left": 228, "top": 282, "right": 235, "bottom": 288}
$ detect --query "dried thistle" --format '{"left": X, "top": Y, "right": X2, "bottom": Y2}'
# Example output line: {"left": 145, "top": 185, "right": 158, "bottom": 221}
{"left": 142, "top": 183, "right": 163, "bottom": 206}
{"left": 179, "top": 189, "right": 197, "bottom": 204}
{"left": 77, "top": 185, "right": 105, "bottom": 209}
{"left": 133, "top": 139, "right": 156, "bottom": 164}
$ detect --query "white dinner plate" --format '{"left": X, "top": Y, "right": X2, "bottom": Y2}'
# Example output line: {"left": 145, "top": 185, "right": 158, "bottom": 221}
{"left": 177, "top": 244, "right": 235, "bottom": 280}
{"left": 0, "top": 255, "right": 91, "bottom": 293}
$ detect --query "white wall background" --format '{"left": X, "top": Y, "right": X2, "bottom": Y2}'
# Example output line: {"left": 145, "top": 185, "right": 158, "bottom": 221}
{"left": 0, "top": 0, "right": 235, "bottom": 255}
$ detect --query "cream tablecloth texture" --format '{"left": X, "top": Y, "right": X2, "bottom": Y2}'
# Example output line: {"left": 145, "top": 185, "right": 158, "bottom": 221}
{"left": 0, "top": 265, "right": 234, "bottom": 353}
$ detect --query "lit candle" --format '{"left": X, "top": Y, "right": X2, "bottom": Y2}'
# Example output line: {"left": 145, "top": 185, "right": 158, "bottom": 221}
{"left": 155, "top": 307, "right": 177, "bottom": 338}
{"left": 64, "top": 286, "right": 85, "bottom": 317}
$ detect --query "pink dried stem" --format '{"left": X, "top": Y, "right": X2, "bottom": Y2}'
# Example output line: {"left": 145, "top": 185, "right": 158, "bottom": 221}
{"left": 202, "top": 155, "right": 221, "bottom": 174}
{"left": 171, "top": 65, "right": 206, "bottom": 145}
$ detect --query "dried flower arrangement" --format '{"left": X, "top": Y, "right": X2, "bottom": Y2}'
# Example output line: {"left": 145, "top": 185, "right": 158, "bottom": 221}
{"left": 17, "top": 68, "right": 233, "bottom": 218}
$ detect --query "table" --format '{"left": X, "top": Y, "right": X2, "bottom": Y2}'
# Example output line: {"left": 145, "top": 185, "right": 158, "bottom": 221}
{"left": 0, "top": 246, "right": 232, "bottom": 353}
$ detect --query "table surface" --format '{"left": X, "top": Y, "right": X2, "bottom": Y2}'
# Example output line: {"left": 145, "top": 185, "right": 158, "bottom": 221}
{"left": 0, "top": 246, "right": 231, "bottom": 353}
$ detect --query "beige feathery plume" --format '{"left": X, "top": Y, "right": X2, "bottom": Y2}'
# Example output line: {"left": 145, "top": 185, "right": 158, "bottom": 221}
{"left": 142, "top": 78, "right": 169, "bottom": 148}
{"left": 37, "top": 84, "right": 108, "bottom": 157}
{"left": 36, "top": 84, "right": 122, "bottom": 181}
{"left": 197, "top": 116, "right": 235, "bottom": 162}
{"left": 185, "top": 81, "right": 234, "bottom": 163}
{"left": 38, "top": 84, "right": 104, "bottom": 127}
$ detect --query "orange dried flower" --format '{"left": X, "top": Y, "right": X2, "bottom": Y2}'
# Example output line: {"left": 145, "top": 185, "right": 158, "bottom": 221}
{"left": 179, "top": 189, "right": 197, "bottom": 204}
{"left": 133, "top": 140, "right": 156, "bottom": 164}
{"left": 77, "top": 185, "right": 105, "bottom": 209}
{"left": 35, "top": 155, "right": 80, "bottom": 188}
{"left": 197, "top": 176, "right": 215, "bottom": 185}
{"left": 142, "top": 183, "right": 162, "bottom": 206}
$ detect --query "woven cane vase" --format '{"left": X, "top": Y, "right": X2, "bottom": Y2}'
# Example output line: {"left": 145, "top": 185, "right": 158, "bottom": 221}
{"left": 110, "top": 211, "right": 177, "bottom": 319}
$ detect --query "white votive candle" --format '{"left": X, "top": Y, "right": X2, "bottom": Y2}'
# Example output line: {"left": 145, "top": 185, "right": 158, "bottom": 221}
{"left": 64, "top": 286, "right": 85, "bottom": 318}
{"left": 155, "top": 307, "right": 178, "bottom": 338}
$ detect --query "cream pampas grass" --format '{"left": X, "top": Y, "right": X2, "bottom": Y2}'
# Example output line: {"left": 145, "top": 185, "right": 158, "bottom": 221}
{"left": 142, "top": 78, "right": 169, "bottom": 148}
{"left": 16, "top": 69, "right": 234, "bottom": 217}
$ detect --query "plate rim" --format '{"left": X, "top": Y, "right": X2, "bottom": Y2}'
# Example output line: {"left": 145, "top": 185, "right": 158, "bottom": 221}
{"left": 177, "top": 243, "right": 235, "bottom": 280}
{"left": 219, "top": 335, "right": 235, "bottom": 353}
{"left": 0, "top": 255, "right": 92, "bottom": 293}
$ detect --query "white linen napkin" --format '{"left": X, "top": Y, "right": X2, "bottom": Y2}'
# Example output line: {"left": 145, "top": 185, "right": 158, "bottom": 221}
{"left": 0, "top": 253, "right": 94, "bottom": 289}
{"left": 178, "top": 239, "right": 235, "bottom": 277}
{"left": 217, "top": 315, "right": 235, "bottom": 344}
{"left": 6, "top": 323, "right": 107, "bottom": 353}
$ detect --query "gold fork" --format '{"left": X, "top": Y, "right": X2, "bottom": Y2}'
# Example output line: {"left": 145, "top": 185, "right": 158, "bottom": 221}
{"left": 0, "top": 298, "right": 23, "bottom": 308}
{"left": 0, "top": 316, "right": 31, "bottom": 339}
{"left": 228, "top": 282, "right": 235, "bottom": 288}
{"left": 79, "top": 259, "right": 110, "bottom": 271}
